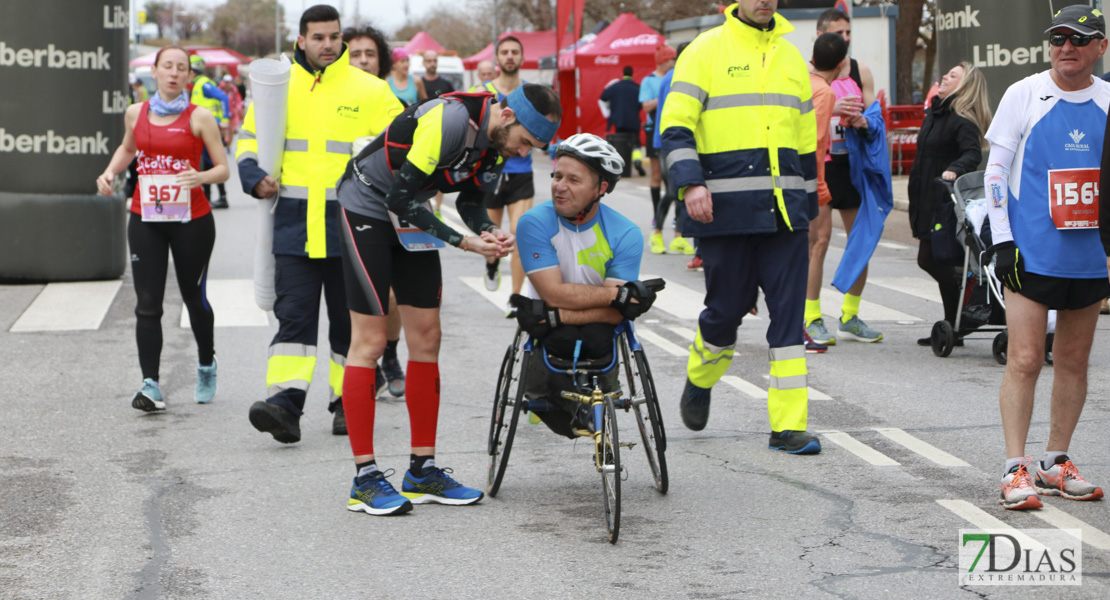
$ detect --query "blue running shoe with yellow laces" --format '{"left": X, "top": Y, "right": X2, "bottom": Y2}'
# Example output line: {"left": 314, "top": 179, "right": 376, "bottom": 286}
{"left": 348, "top": 470, "right": 413, "bottom": 516}
{"left": 402, "top": 467, "right": 484, "bottom": 505}
{"left": 838, "top": 315, "right": 883, "bottom": 343}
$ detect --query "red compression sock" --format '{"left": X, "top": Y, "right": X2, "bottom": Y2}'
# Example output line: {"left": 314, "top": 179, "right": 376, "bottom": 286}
{"left": 406, "top": 361, "right": 440, "bottom": 448}
{"left": 343, "top": 365, "right": 376, "bottom": 456}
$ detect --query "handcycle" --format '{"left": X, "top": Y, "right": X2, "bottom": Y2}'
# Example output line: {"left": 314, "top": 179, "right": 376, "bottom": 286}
{"left": 486, "top": 320, "right": 667, "bottom": 544}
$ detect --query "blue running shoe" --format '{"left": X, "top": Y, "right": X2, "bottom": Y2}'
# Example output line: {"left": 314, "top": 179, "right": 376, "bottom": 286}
{"left": 195, "top": 357, "right": 217, "bottom": 404}
{"left": 838, "top": 315, "right": 883, "bottom": 343}
{"left": 769, "top": 430, "right": 822, "bottom": 454}
{"left": 402, "top": 467, "right": 484, "bottom": 505}
{"left": 348, "top": 470, "right": 413, "bottom": 516}
{"left": 679, "top": 378, "right": 712, "bottom": 431}
{"left": 132, "top": 378, "right": 164, "bottom": 412}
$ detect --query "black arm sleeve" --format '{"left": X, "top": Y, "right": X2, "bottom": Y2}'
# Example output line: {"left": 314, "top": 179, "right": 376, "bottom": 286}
{"left": 384, "top": 161, "right": 467, "bottom": 247}
{"left": 456, "top": 189, "right": 496, "bottom": 234}
{"left": 947, "top": 118, "right": 983, "bottom": 177}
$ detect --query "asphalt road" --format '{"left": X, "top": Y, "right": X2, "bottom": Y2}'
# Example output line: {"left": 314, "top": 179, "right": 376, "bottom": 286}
{"left": 3, "top": 155, "right": 1110, "bottom": 599}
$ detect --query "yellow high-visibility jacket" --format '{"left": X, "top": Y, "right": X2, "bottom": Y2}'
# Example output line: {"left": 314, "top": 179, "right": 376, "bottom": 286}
{"left": 237, "top": 45, "right": 403, "bottom": 258}
{"left": 660, "top": 5, "right": 818, "bottom": 236}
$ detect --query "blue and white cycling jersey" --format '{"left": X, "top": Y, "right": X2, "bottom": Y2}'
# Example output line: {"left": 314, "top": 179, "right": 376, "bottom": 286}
{"left": 986, "top": 71, "right": 1110, "bottom": 278}
{"left": 517, "top": 200, "right": 643, "bottom": 298}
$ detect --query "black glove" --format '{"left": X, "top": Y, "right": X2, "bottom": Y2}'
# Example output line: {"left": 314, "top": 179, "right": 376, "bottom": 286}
{"left": 610, "top": 278, "right": 666, "bottom": 320}
{"left": 510, "top": 294, "right": 562, "bottom": 338}
{"left": 993, "top": 241, "right": 1022, "bottom": 291}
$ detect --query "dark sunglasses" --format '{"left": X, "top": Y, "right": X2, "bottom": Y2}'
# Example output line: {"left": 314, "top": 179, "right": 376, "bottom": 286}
{"left": 1048, "top": 33, "right": 1104, "bottom": 47}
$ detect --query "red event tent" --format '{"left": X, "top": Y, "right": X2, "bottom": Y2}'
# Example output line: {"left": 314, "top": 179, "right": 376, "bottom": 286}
{"left": 462, "top": 30, "right": 556, "bottom": 70}
{"left": 404, "top": 32, "right": 446, "bottom": 54}
{"left": 130, "top": 45, "right": 251, "bottom": 77}
{"left": 556, "top": 13, "right": 663, "bottom": 141}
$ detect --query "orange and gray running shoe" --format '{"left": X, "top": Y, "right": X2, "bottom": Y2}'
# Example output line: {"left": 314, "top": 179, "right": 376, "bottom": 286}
{"left": 1035, "top": 456, "right": 1104, "bottom": 501}
{"left": 999, "top": 457, "right": 1042, "bottom": 510}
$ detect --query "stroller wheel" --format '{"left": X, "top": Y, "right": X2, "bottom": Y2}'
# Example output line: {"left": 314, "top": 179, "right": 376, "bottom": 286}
{"left": 931, "top": 320, "right": 955, "bottom": 357}
{"left": 993, "top": 331, "right": 1008, "bottom": 365}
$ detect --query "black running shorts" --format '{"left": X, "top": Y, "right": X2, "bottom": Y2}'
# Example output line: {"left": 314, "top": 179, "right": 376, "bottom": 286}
{"left": 484, "top": 172, "right": 535, "bottom": 209}
{"left": 1011, "top": 270, "right": 1110, "bottom": 311}
{"left": 339, "top": 208, "right": 442, "bottom": 315}
{"left": 825, "top": 154, "right": 862, "bottom": 211}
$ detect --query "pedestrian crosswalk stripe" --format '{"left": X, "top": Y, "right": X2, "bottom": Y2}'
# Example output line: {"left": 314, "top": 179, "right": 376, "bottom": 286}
{"left": 636, "top": 328, "right": 687, "bottom": 357}
{"left": 459, "top": 276, "right": 511, "bottom": 313}
{"left": 640, "top": 273, "right": 763, "bottom": 322}
{"left": 877, "top": 241, "right": 910, "bottom": 251}
{"left": 870, "top": 277, "right": 944, "bottom": 304}
{"left": 872, "top": 428, "right": 971, "bottom": 467}
{"left": 439, "top": 204, "right": 477, "bottom": 237}
{"left": 817, "top": 430, "right": 900, "bottom": 466}
{"left": 935, "top": 499, "right": 1049, "bottom": 551}
{"left": 664, "top": 324, "right": 695, "bottom": 341}
{"left": 819, "top": 288, "right": 921, "bottom": 322}
{"left": 10, "top": 281, "right": 121, "bottom": 332}
{"left": 181, "top": 279, "right": 269, "bottom": 328}
{"left": 722, "top": 375, "right": 766, "bottom": 399}
{"left": 1031, "top": 505, "right": 1110, "bottom": 551}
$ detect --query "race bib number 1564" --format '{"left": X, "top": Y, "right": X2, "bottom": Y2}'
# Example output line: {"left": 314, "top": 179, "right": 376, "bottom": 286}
{"left": 1048, "top": 168, "right": 1099, "bottom": 230}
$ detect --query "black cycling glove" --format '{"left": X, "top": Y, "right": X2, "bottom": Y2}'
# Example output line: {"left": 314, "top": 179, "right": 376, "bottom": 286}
{"left": 510, "top": 294, "right": 562, "bottom": 338}
{"left": 993, "top": 241, "right": 1022, "bottom": 292}
{"left": 610, "top": 278, "right": 666, "bottom": 320}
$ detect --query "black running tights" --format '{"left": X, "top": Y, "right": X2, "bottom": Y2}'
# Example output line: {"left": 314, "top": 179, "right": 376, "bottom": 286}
{"left": 128, "top": 213, "right": 216, "bottom": 381}
{"left": 917, "top": 237, "right": 961, "bottom": 326}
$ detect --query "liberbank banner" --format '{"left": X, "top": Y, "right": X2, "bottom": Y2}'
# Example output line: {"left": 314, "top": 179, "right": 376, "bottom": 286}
{"left": 936, "top": 0, "right": 1102, "bottom": 111}
{"left": 0, "top": 0, "right": 128, "bottom": 281}
{"left": 0, "top": 0, "right": 128, "bottom": 194}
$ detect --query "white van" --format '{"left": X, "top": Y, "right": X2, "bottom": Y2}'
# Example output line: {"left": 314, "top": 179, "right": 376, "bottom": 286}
{"left": 408, "top": 54, "right": 466, "bottom": 92}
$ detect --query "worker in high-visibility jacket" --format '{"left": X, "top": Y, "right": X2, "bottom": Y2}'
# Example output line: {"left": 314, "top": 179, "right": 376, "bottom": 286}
{"left": 236, "top": 5, "right": 403, "bottom": 444}
{"left": 660, "top": 0, "right": 822, "bottom": 454}
{"left": 190, "top": 54, "right": 232, "bottom": 208}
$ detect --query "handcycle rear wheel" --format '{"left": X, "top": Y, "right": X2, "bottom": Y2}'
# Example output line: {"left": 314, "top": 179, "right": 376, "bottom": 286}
{"left": 620, "top": 338, "right": 668, "bottom": 494}
{"left": 488, "top": 339, "right": 527, "bottom": 497}
{"left": 600, "top": 396, "right": 621, "bottom": 544}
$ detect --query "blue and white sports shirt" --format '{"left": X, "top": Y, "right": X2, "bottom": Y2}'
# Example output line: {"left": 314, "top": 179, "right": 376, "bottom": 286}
{"left": 517, "top": 200, "right": 643, "bottom": 298}
{"left": 986, "top": 71, "right": 1110, "bottom": 278}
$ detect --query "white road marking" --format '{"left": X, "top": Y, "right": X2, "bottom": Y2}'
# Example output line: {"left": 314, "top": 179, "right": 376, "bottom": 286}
{"left": 819, "top": 288, "right": 921, "bottom": 322}
{"left": 439, "top": 204, "right": 477, "bottom": 236}
{"left": 181, "top": 279, "right": 269, "bottom": 328}
{"left": 935, "top": 499, "right": 1047, "bottom": 551}
{"left": 1031, "top": 505, "right": 1110, "bottom": 551}
{"left": 11, "top": 281, "right": 121, "bottom": 332}
{"left": 870, "top": 277, "right": 944, "bottom": 304}
{"left": 877, "top": 241, "right": 910, "bottom": 250}
{"left": 817, "top": 430, "right": 900, "bottom": 466}
{"left": 807, "top": 387, "right": 833, "bottom": 401}
{"left": 664, "top": 324, "right": 696, "bottom": 341}
{"left": 873, "top": 428, "right": 971, "bottom": 467}
{"left": 636, "top": 328, "right": 688, "bottom": 357}
{"left": 641, "top": 272, "right": 762, "bottom": 322}
{"left": 721, "top": 375, "right": 766, "bottom": 399}
{"left": 459, "top": 276, "right": 511, "bottom": 313}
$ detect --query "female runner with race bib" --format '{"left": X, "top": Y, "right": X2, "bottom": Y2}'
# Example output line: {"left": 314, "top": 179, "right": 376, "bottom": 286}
{"left": 96, "top": 45, "right": 229, "bottom": 412}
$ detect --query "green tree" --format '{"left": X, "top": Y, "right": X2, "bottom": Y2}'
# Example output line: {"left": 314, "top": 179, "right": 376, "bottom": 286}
{"left": 209, "top": 0, "right": 287, "bottom": 57}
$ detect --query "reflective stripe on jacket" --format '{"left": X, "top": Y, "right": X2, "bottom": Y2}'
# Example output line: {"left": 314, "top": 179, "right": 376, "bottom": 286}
{"left": 660, "top": 6, "right": 818, "bottom": 236}
{"left": 236, "top": 46, "right": 403, "bottom": 258}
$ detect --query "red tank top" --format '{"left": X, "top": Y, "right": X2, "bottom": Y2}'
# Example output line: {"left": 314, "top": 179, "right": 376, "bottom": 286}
{"left": 130, "top": 102, "right": 211, "bottom": 219}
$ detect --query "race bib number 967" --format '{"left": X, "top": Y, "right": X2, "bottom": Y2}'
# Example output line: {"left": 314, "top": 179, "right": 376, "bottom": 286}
{"left": 139, "top": 173, "right": 191, "bottom": 222}
{"left": 1048, "top": 168, "right": 1099, "bottom": 230}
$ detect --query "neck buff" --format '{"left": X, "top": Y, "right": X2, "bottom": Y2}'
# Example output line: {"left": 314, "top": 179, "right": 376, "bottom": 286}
{"left": 150, "top": 91, "right": 189, "bottom": 117}
{"left": 505, "top": 86, "right": 558, "bottom": 145}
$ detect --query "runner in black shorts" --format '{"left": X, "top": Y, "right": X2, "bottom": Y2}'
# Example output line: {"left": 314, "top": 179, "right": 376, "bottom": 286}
{"left": 484, "top": 172, "right": 535, "bottom": 210}
{"left": 334, "top": 83, "right": 561, "bottom": 516}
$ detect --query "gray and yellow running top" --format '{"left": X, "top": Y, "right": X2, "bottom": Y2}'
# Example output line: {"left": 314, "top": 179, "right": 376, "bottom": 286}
{"left": 337, "top": 92, "right": 505, "bottom": 246}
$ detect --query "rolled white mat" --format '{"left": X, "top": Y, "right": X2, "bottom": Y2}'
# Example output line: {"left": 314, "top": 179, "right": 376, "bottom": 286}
{"left": 247, "top": 55, "right": 291, "bottom": 311}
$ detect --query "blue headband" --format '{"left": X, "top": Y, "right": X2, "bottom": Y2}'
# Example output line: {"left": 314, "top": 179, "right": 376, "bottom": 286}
{"left": 506, "top": 86, "right": 558, "bottom": 144}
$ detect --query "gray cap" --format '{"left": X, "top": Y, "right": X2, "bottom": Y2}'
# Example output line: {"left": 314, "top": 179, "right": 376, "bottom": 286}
{"left": 1045, "top": 5, "right": 1105, "bottom": 36}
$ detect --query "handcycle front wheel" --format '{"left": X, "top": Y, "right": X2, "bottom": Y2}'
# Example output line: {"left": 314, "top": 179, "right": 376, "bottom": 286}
{"left": 620, "top": 338, "right": 668, "bottom": 494}
{"left": 488, "top": 343, "right": 527, "bottom": 497}
{"left": 599, "top": 395, "right": 621, "bottom": 544}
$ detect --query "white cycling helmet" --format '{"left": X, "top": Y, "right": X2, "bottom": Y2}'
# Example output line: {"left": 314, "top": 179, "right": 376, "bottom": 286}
{"left": 555, "top": 133, "right": 625, "bottom": 195}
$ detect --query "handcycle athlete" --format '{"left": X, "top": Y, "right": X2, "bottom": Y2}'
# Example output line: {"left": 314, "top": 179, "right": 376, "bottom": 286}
{"left": 493, "top": 134, "right": 667, "bottom": 542}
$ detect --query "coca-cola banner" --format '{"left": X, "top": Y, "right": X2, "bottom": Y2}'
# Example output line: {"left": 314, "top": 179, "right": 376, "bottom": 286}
{"left": 936, "top": 0, "right": 1102, "bottom": 111}
{"left": 0, "top": 0, "right": 129, "bottom": 194}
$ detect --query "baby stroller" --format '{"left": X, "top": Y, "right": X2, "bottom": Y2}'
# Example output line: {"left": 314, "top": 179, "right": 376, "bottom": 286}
{"left": 931, "top": 172, "right": 1055, "bottom": 364}
{"left": 930, "top": 171, "right": 1008, "bottom": 361}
